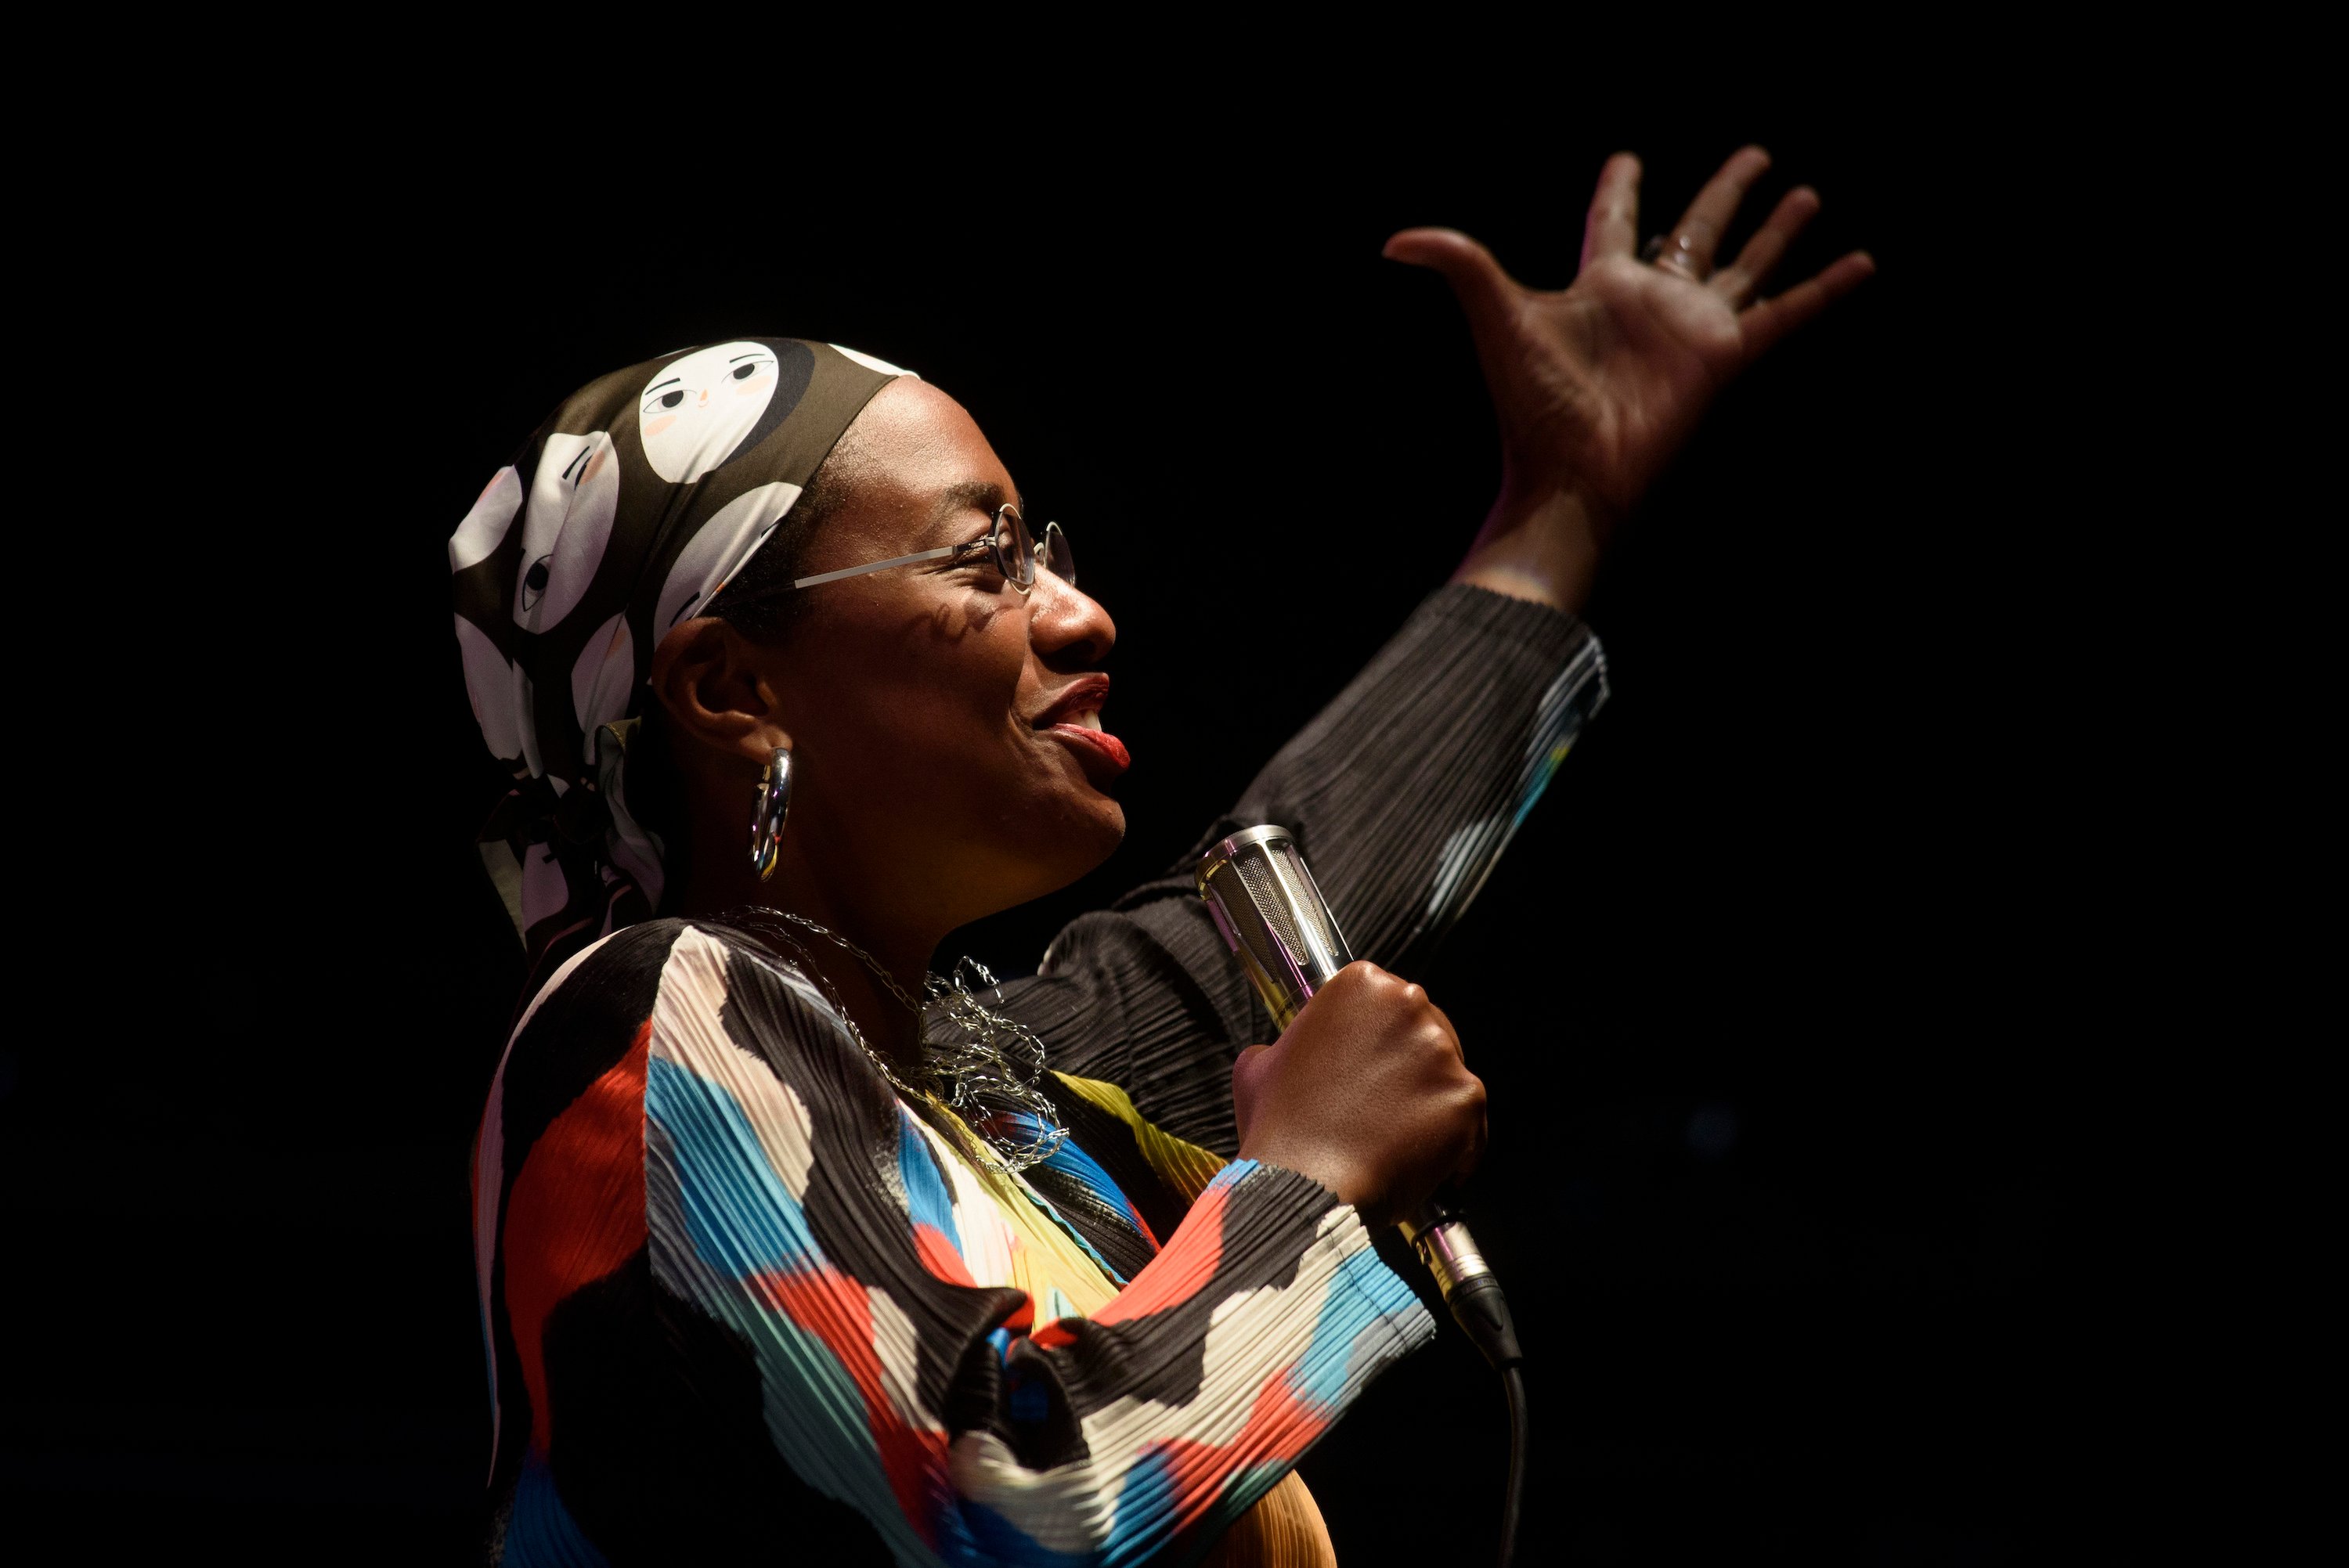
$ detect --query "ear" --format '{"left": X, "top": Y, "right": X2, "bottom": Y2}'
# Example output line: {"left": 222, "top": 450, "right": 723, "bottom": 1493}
{"left": 647, "top": 617, "right": 792, "bottom": 769}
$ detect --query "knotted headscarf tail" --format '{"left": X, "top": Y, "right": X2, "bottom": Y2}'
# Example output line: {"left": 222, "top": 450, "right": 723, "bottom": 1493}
{"left": 449, "top": 339, "right": 911, "bottom": 994}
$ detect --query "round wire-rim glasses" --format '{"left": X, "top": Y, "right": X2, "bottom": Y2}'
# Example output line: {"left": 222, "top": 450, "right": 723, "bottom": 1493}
{"left": 755, "top": 504, "right": 1073, "bottom": 598}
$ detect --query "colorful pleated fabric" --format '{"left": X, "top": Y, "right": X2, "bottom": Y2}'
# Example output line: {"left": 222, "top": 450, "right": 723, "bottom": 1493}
{"left": 478, "top": 919, "right": 1429, "bottom": 1566}
{"left": 471, "top": 585, "right": 1608, "bottom": 1565}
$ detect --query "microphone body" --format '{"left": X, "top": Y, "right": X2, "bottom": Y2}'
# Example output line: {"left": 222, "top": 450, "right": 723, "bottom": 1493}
{"left": 1197, "top": 825, "right": 1522, "bottom": 1369}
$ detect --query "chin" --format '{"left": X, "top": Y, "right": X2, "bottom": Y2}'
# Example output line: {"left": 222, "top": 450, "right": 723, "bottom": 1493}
{"left": 1023, "top": 795, "right": 1126, "bottom": 899}
{"left": 1082, "top": 798, "right": 1128, "bottom": 862}
{"left": 1062, "top": 797, "right": 1128, "bottom": 878}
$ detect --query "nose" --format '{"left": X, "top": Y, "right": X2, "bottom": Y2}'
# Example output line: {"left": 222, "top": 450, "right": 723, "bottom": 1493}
{"left": 1029, "top": 570, "right": 1115, "bottom": 671}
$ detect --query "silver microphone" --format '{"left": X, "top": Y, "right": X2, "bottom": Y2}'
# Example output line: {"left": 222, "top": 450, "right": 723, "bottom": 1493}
{"left": 1197, "top": 824, "right": 1522, "bottom": 1368}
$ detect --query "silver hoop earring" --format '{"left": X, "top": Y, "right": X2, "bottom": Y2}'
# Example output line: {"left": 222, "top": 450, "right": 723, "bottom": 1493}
{"left": 749, "top": 745, "right": 792, "bottom": 881}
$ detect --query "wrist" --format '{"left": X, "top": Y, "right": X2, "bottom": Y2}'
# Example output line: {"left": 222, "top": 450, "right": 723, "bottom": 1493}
{"left": 1236, "top": 1134, "right": 1369, "bottom": 1214}
{"left": 1449, "top": 482, "right": 1617, "bottom": 615}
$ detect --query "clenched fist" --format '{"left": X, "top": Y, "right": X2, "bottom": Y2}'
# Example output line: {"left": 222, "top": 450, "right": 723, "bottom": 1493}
{"left": 1231, "top": 962, "right": 1486, "bottom": 1228}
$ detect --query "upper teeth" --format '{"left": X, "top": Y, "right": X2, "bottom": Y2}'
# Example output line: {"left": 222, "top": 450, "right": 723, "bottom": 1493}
{"left": 1069, "top": 709, "right": 1102, "bottom": 730}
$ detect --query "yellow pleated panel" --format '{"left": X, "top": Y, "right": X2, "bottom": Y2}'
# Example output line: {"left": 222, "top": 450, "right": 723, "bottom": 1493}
{"left": 1048, "top": 1072, "right": 1231, "bottom": 1204}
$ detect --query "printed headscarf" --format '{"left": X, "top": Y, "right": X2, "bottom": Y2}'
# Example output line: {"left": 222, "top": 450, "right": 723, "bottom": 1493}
{"left": 449, "top": 339, "right": 909, "bottom": 985}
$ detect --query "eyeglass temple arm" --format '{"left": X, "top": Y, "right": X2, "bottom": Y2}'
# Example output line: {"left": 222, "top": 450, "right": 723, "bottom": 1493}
{"left": 790, "top": 545, "right": 962, "bottom": 590}
{"left": 720, "top": 543, "right": 967, "bottom": 604}
{"left": 720, "top": 520, "right": 1051, "bottom": 605}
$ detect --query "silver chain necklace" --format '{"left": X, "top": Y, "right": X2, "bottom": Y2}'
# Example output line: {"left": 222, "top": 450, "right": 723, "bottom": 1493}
{"left": 721, "top": 907, "right": 1069, "bottom": 1173}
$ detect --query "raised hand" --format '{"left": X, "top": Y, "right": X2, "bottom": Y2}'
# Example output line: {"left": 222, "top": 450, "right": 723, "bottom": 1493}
{"left": 1387, "top": 146, "right": 1875, "bottom": 612}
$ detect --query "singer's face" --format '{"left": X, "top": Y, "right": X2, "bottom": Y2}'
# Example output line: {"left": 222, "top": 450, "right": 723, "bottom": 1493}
{"left": 755, "top": 378, "right": 1125, "bottom": 914}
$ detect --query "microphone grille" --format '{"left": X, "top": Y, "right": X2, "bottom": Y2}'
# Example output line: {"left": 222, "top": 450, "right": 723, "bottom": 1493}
{"left": 1233, "top": 851, "right": 1312, "bottom": 964}
{"left": 1196, "top": 826, "right": 1355, "bottom": 1028}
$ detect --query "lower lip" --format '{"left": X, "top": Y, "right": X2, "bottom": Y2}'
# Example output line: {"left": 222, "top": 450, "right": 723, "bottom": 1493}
{"left": 1048, "top": 723, "right": 1130, "bottom": 775}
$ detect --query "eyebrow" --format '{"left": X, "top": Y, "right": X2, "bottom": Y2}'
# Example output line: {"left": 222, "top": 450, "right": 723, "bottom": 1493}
{"left": 929, "top": 479, "right": 1025, "bottom": 538}
{"left": 641, "top": 377, "right": 681, "bottom": 398}
{"left": 727, "top": 352, "right": 773, "bottom": 362}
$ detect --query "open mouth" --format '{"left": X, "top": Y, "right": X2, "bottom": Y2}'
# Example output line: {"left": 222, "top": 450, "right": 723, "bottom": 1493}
{"left": 1034, "top": 676, "right": 1128, "bottom": 775}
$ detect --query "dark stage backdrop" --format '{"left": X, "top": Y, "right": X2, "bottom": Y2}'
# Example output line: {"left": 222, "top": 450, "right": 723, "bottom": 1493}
{"left": 9, "top": 93, "right": 2116, "bottom": 1563}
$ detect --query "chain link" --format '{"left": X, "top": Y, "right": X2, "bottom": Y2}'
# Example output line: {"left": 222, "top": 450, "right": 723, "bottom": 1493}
{"left": 720, "top": 907, "right": 1069, "bottom": 1173}
{"left": 753, "top": 908, "right": 932, "bottom": 1013}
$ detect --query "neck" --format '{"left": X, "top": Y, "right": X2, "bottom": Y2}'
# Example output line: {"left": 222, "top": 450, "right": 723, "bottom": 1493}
{"left": 666, "top": 822, "right": 944, "bottom": 1073}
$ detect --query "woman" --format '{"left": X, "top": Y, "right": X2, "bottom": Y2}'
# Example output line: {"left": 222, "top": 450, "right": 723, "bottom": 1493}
{"left": 458, "top": 150, "right": 1869, "bottom": 1566}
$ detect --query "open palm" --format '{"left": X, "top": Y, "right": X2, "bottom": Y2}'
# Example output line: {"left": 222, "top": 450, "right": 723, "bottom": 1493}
{"left": 1388, "top": 147, "right": 1875, "bottom": 529}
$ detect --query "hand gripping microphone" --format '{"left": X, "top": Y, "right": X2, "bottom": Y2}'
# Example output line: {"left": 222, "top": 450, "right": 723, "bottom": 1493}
{"left": 1196, "top": 826, "right": 1524, "bottom": 1369}
{"left": 1199, "top": 827, "right": 1531, "bottom": 1564}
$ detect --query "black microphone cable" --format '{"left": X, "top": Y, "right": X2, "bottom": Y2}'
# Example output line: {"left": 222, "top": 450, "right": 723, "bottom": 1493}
{"left": 1499, "top": 1362, "right": 1529, "bottom": 1568}
{"left": 1438, "top": 1245, "right": 1529, "bottom": 1566}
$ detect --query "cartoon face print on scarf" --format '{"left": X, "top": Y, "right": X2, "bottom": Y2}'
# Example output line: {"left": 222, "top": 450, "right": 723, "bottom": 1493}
{"left": 514, "top": 432, "right": 621, "bottom": 631}
{"left": 639, "top": 341, "right": 817, "bottom": 484}
{"left": 449, "top": 338, "right": 905, "bottom": 985}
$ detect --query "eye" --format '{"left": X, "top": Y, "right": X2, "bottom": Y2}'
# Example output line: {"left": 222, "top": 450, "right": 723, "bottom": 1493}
{"left": 731, "top": 362, "right": 759, "bottom": 380}
{"left": 660, "top": 389, "right": 686, "bottom": 409}
{"left": 521, "top": 555, "right": 551, "bottom": 611}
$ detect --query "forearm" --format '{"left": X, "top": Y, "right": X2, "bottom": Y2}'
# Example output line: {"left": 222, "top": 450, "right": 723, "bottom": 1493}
{"left": 1208, "top": 583, "right": 1608, "bottom": 973}
{"left": 962, "top": 1160, "right": 1434, "bottom": 1561}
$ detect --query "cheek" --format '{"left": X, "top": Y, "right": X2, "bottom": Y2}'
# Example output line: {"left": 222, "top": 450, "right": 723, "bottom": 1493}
{"left": 810, "top": 596, "right": 1028, "bottom": 761}
{"left": 731, "top": 373, "right": 774, "bottom": 398}
{"left": 948, "top": 604, "right": 1037, "bottom": 747}
{"left": 643, "top": 414, "right": 677, "bottom": 439}
{"left": 918, "top": 606, "right": 1041, "bottom": 794}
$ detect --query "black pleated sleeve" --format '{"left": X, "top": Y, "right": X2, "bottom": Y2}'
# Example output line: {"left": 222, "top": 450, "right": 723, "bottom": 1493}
{"left": 1001, "top": 584, "right": 1609, "bottom": 1154}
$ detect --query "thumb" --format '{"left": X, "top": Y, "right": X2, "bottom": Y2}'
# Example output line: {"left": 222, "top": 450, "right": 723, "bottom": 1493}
{"left": 1383, "top": 228, "right": 1518, "bottom": 350}
{"left": 1230, "top": 1043, "right": 1276, "bottom": 1144}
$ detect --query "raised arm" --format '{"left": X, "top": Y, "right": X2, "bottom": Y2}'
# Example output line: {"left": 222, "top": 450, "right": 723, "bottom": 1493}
{"left": 1015, "top": 149, "right": 1869, "bottom": 1152}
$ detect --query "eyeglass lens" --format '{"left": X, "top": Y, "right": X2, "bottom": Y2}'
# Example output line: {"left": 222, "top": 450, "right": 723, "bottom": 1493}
{"left": 993, "top": 507, "right": 1075, "bottom": 592}
{"left": 996, "top": 507, "right": 1037, "bottom": 589}
{"left": 1040, "top": 522, "right": 1075, "bottom": 588}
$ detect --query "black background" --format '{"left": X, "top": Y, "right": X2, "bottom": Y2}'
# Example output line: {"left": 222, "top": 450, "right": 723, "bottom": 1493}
{"left": 6, "top": 75, "right": 2152, "bottom": 1565}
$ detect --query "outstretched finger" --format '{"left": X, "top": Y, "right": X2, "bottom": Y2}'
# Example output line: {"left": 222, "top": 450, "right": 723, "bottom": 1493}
{"left": 1661, "top": 144, "right": 1772, "bottom": 276}
{"left": 1579, "top": 153, "right": 1642, "bottom": 271}
{"left": 1384, "top": 227, "right": 1521, "bottom": 367}
{"left": 1740, "top": 251, "right": 1877, "bottom": 359}
{"left": 1711, "top": 185, "right": 1822, "bottom": 308}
